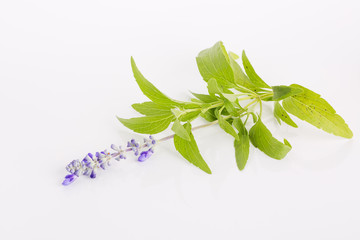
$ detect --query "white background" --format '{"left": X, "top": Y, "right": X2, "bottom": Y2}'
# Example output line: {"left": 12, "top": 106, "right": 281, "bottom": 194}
{"left": 1, "top": 0, "right": 359, "bottom": 239}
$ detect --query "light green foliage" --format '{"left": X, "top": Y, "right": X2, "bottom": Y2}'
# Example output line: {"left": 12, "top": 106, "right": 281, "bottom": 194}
{"left": 229, "top": 52, "right": 255, "bottom": 90}
{"left": 216, "top": 109, "right": 239, "bottom": 141}
{"left": 249, "top": 119, "right": 292, "bottom": 160}
{"left": 118, "top": 42, "right": 352, "bottom": 174}
{"left": 178, "top": 110, "right": 201, "bottom": 122}
{"left": 201, "top": 108, "right": 217, "bottom": 122}
{"left": 242, "top": 51, "right": 271, "bottom": 89}
{"left": 283, "top": 84, "right": 353, "bottom": 138}
{"left": 117, "top": 114, "right": 174, "bottom": 134}
{"left": 274, "top": 101, "right": 298, "bottom": 128}
{"left": 171, "top": 119, "right": 190, "bottom": 141}
{"left": 196, "top": 41, "right": 234, "bottom": 88}
{"left": 131, "top": 57, "right": 180, "bottom": 106}
{"left": 233, "top": 118, "right": 250, "bottom": 170}
{"left": 132, "top": 102, "right": 171, "bottom": 116}
{"left": 174, "top": 123, "right": 212, "bottom": 174}
{"left": 272, "top": 85, "right": 303, "bottom": 101}
{"left": 191, "top": 92, "right": 218, "bottom": 103}
{"left": 223, "top": 99, "right": 240, "bottom": 117}
{"left": 207, "top": 78, "right": 223, "bottom": 97}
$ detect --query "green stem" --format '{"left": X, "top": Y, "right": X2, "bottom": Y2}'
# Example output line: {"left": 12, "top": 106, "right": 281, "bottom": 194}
{"left": 159, "top": 89, "right": 274, "bottom": 142}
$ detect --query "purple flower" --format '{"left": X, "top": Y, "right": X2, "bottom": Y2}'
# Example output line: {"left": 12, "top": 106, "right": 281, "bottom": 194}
{"left": 128, "top": 139, "right": 140, "bottom": 155}
{"left": 138, "top": 148, "right": 154, "bottom": 162}
{"left": 62, "top": 174, "right": 78, "bottom": 186}
{"left": 62, "top": 136, "right": 158, "bottom": 186}
{"left": 66, "top": 160, "right": 81, "bottom": 174}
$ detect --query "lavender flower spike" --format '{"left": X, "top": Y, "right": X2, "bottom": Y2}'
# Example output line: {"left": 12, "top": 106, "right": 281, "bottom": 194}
{"left": 62, "top": 135, "right": 157, "bottom": 185}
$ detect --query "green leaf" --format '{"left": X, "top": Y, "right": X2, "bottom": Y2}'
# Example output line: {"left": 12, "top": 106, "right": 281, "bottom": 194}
{"left": 242, "top": 51, "right": 270, "bottom": 89}
{"left": 131, "top": 57, "right": 178, "bottom": 106}
{"left": 174, "top": 122, "right": 212, "bottom": 174}
{"left": 282, "top": 84, "right": 353, "bottom": 138}
{"left": 229, "top": 51, "right": 240, "bottom": 60}
{"left": 216, "top": 109, "right": 240, "bottom": 140}
{"left": 171, "top": 108, "right": 183, "bottom": 119}
{"left": 233, "top": 118, "right": 250, "bottom": 170}
{"left": 132, "top": 102, "right": 171, "bottom": 116}
{"left": 117, "top": 114, "right": 174, "bottom": 134}
{"left": 223, "top": 99, "right": 240, "bottom": 117}
{"left": 196, "top": 41, "right": 234, "bottom": 88}
{"left": 271, "top": 85, "right": 303, "bottom": 101}
{"left": 249, "top": 112, "right": 258, "bottom": 123}
{"left": 229, "top": 52, "right": 256, "bottom": 90}
{"left": 171, "top": 119, "right": 190, "bottom": 141}
{"left": 207, "top": 78, "right": 223, "bottom": 96}
{"left": 181, "top": 102, "right": 202, "bottom": 109}
{"left": 201, "top": 108, "right": 217, "bottom": 122}
{"left": 179, "top": 110, "right": 201, "bottom": 122}
{"left": 274, "top": 101, "right": 298, "bottom": 128}
{"left": 191, "top": 92, "right": 218, "bottom": 103}
{"left": 249, "top": 119, "right": 292, "bottom": 160}
{"left": 222, "top": 93, "right": 237, "bottom": 102}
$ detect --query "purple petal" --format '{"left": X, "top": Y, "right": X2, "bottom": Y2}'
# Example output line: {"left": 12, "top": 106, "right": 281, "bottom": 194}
{"left": 62, "top": 174, "right": 77, "bottom": 186}
{"left": 138, "top": 150, "right": 153, "bottom": 162}
{"left": 74, "top": 170, "right": 80, "bottom": 177}
{"left": 90, "top": 170, "right": 97, "bottom": 179}
{"left": 83, "top": 168, "right": 90, "bottom": 176}
{"left": 111, "top": 144, "right": 119, "bottom": 151}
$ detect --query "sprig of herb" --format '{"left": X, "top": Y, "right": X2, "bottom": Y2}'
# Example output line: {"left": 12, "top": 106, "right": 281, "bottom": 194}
{"left": 118, "top": 41, "right": 352, "bottom": 173}
{"left": 61, "top": 41, "right": 353, "bottom": 185}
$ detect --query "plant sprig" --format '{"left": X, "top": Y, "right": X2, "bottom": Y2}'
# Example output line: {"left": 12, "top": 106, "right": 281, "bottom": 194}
{"left": 118, "top": 41, "right": 353, "bottom": 173}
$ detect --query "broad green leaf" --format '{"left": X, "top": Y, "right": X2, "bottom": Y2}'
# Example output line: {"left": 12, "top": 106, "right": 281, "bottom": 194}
{"left": 117, "top": 114, "right": 174, "bottom": 134}
{"left": 196, "top": 41, "right": 234, "bottom": 88}
{"left": 282, "top": 84, "right": 353, "bottom": 138}
{"left": 229, "top": 52, "right": 256, "bottom": 90}
{"left": 174, "top": 123, "right": 212, "bottom": 174}
{"left": 171, "top": 119, "right": 190, "bottom": 141}
{"left": 132, "top": 102, "right": 171, "bottom": 116}
{"left": 233, "top": 118, "right": 250, "bottom": 170}
{"left": 242, "top": 51, "right": 270, "bottom": 89}
{"left": 131, "top": 57, "right": 179, "bottom": 106}
{"left": 191, "top": 92, "right": 218, "bottom": 103}
{"left": 274, "top": 102, "right": 298, "bottom": 128}
{"left": 216, "top": 109, "right": 240, "bottom": 140}
{"left": 207, "top": 78, "right": 223, "bottom": 96}
{"left": 249, "top": 119, "right": 292, "bottom": 160}
{"left": 271, "top": 85, "right": 303, "bottom": 101}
